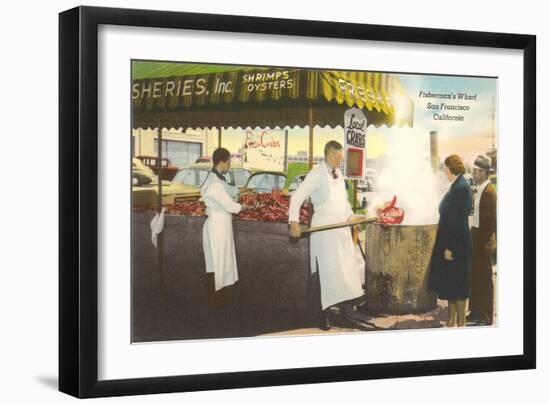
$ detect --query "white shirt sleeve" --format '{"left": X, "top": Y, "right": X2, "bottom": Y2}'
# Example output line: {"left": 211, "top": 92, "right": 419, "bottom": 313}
{"left": 289, "top": 170, "right": 319, "bottom": 223}
{"left": 210, "top": 182, "right": 242, "bottom": 214}
{"left": 224, "top": 183, "right": 240, "bottom": 199}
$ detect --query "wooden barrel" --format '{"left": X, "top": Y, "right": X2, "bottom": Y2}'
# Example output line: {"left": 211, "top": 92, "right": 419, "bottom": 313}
{"left": 364, "top": 223, "right": 438, "bottom": 314}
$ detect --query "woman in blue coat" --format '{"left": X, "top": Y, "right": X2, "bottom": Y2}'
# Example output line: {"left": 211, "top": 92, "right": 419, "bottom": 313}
{"left": 428, "top": 155, "right": 473, "bottom": 327}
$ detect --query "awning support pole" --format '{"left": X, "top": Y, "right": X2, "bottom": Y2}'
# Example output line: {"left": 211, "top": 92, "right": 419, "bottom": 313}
{"left": 308, "top": 107, "right": 314, "bottom": 170}
{"left": 157, "top": 124, "right": 163, "bottom": 212}
{"left": 155, "top": 123, "right": 165, "bottom": 310}
{"left": 353, "top": 179, "right": 358, "bottom": 211}
{"left": 284, "top": 129, "right": 289, "bottom": 172}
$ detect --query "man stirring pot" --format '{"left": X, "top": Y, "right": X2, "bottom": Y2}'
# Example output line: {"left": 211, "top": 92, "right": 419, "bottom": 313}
{"left": 289, "top": 141, "right": 365, "bottom": 330}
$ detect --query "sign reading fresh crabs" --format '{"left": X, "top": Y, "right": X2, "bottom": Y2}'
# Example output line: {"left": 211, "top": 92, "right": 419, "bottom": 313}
{"left": 343, "top": 108, "right": 367, "bottom": 178}
{"left": 242, "top": 129, "right": 286, "bottom": 171}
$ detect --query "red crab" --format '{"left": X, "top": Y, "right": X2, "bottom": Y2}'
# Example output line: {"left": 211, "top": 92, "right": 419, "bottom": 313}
{"left": 376, "top": 196, "right": 405, "bottom": 225}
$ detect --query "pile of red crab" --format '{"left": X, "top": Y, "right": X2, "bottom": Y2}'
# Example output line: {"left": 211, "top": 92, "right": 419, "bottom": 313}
{"left": 143, "top": 191, "right": 311, "bottom": 224}
{"left": 163, "top": 200, "right": 206, "bottom": 216}
{"left": 376, "top": 195, "right": 405, "bottom": 225}
{"left": 237, "top": 190, "right": 310, "bottom": 224}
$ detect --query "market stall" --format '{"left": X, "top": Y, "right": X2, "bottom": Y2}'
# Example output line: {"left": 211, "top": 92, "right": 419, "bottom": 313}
{"left": 133, "top": 213, "right": 318, "bottom": 341}
{"left": 131, "top": 62, "right": 416, "bottom": 341}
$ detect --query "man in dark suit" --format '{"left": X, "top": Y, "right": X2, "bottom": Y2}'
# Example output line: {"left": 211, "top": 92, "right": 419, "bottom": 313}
{"left": 468, "top": 155, "right": 497, "bottom": 325}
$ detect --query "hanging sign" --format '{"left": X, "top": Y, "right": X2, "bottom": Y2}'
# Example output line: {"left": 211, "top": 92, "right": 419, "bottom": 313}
{"left": 344, "top": 108, "right": 367, "bottom": 178}
{"left": 242, "top": 129, "right": 286, "bottom": 171}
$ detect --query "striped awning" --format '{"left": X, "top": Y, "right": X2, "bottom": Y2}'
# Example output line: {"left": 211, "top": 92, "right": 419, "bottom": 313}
{"left": 132, "top": 63, "right": 414, "bottom": 129}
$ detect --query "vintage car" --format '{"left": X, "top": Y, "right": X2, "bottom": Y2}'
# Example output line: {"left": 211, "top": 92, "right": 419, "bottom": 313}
{"left": 172, "top": 162, "right": 252, "bottom": 189}
{"left": 359, "top": 168, "right": 378, "bottom": 192}
{"left": 243, "top": 171, "right": 287, "bottom": 193}
{"left": 133, "top": 162, "right": 253, "bottom": 207}
{"left": 132, "top": 157, "right": 155, "bottom": 186}
{"left": 135, "top": 155, "right": 179, "bottom": 181}
{"left": 132, "top": 180, "right": 197, "bottom": 207}
{"left": 287, "top": 173, "right": 307, "bottom": 194}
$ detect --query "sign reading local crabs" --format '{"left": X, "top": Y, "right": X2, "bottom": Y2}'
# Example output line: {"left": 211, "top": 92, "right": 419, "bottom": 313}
{"left": 242, "top": 129, "right": 286, "bottom": 172}
{"left": 344, "top": 108, "right": 367, "bottom": 178}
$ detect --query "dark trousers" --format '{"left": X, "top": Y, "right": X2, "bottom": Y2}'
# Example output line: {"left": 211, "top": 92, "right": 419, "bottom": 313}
{"left": 313, "top": 270, "right": 365, "bottom": 327}
{"left": 207, "top": 273, "right": 236, "bottom": 308}
{"left": 469, "top": 228, "right": 494, "bottom": 324}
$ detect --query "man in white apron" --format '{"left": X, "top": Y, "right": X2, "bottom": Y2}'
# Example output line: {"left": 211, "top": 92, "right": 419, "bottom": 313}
{"left": 201, "top": 148, "right": 242, "bottom": 306}
{"left": 289, "top": 141, "right": 365, "bottom": 329}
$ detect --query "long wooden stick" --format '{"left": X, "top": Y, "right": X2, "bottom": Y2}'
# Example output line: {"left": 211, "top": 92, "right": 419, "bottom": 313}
{"left": 300, "top": 216, "right": 377, "bottom": 234}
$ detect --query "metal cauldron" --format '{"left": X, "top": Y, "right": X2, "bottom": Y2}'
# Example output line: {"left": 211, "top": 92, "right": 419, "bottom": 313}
{"left": 364, "top": 223, "right": 438, "bottom": 315}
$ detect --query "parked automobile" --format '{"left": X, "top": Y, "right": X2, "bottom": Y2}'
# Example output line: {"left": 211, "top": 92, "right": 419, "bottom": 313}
{"left": 133, "top": 161, "right": 212, "bottom": 207}
{"left": 132, "top": 157, "right": 155, "bottom": 186}
{"left": 244, "top": 171, "right": 287, "bottom": 193}
{"left": 357, "top": 168, "right": 378, "bottom": 192}
{"left": 287, "top": 173, "right": 307, "bottom": 194}
{"left": 171, "top": 162, "right": 252, "bottom": 188}
{"left": 136, "top": 155, "right": 179, "bottom": 181}
{"left": 132, "top": 179, "right": 197, "bottom": 207}
{"left": 132, "top": 162, "right": 252, "bottom": 205}
{"left": 194, "top": 156, "right": 212, "bottom": 163}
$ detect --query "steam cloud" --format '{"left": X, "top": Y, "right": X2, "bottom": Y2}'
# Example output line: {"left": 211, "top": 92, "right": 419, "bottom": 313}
{"left": 367, "top": 129, "right": 446, "bottom": 225}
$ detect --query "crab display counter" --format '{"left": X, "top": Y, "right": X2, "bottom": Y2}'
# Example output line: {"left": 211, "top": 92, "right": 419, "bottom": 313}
{"left": 132, "top": 211, "right": 320, "bottom": 342}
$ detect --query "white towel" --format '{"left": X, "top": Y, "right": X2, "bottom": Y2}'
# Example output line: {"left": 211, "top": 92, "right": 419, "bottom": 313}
{"left": 150, "top": 208, "right": 166, "bottom": 248}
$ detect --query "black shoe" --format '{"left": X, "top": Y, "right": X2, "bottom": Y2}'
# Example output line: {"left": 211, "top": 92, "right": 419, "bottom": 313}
{"left": 343, "top": 306, "right": 373, "bottom": 324}
{"left": 467, "top": 313, "right": 481, "bottom": 322}
{"left": 318, "top": 314, "right": 331, "bottom": 331}
{"left": 469, "top": 319, "right": 489, "bottom": 326}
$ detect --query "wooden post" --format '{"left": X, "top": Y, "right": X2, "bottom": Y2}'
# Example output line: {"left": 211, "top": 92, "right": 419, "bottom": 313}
{"left": 157, "top": 125, "right": 163, "bottom": 210}
{"left": 307, "top": 108, "right": 315, "bottom": 226}
{"left": 308, "top": 107, "right": 314, "bottom": 169}
{"left": 204, "top": 127, "right": 208, "bottom": 158}
{"left": 353, "top": 179, "right": 358, "bottom": 211}
{"left": 138, "top": 128, "right": 142, "bottom": 156}
{"left": 284, "top": 129, "right": 289, "bottom": 172}
{"left": 156, "top": 124, "right": 165, "bottom": 309}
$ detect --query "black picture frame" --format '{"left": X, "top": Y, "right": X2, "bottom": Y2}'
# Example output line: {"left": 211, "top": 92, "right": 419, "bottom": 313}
{"left": 59, "top": 5, "right": 536, "bottom": 399}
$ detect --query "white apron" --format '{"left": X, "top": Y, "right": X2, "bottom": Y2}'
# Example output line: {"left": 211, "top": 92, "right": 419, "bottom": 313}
{"left": 310, "top": 170, "right": 364, "bottom": 309}
{"left": 201, "top": 173, "right": 241, "bottom": 291}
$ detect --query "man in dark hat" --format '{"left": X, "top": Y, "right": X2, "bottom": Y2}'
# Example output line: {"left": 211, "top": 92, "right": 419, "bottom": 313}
{"left": 468, "top": 155, "right": 497, "bottom": 325}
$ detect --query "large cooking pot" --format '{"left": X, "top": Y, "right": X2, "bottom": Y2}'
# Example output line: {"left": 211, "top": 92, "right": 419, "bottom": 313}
{"left": 364, "top": 223, "right": 438, "bottom": 314}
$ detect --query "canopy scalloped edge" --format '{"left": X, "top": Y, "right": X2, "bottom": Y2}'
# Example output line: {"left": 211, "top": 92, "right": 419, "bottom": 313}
{"left": 133, "top": 122, "right": 412, "bottom": 131}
